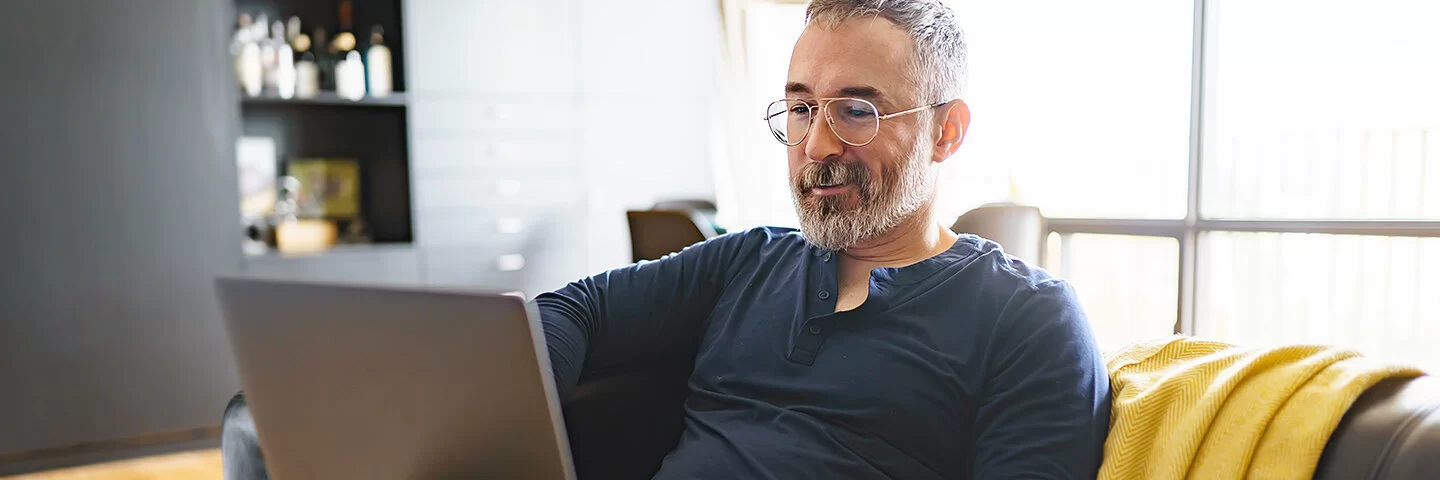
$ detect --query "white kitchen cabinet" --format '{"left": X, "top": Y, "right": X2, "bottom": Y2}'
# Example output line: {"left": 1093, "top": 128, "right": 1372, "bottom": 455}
{"left": 407, "top": 0, "right": 578, "bottom": 95}
{"left": 405, "top": 0, "right": 724, "bottom": 288}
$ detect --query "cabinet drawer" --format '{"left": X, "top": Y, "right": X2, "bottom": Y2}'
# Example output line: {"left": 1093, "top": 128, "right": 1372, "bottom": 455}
{"left": 416, "top": 208, "right": 574, "bottom": 247}
{"left": 422, "top": 246, "right": 532, "bottom": 292}
{"left": 414, "top": 167, "right": 585, "bottom": 208}
{"left": 412, "top": 132, "right": 577, "bottom": 169}
{"left": 410, "top": 97, "right": 578, "bottom": 132}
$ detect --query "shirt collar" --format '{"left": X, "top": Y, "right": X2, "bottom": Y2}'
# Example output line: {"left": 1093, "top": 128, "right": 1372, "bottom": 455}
{"left": 811, "top": 234, "right": 991, "bottom": 286}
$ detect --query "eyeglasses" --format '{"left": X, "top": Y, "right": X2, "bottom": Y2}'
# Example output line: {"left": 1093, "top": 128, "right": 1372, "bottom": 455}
{"left": 763, "top": 97, "right": 948, "bottom": 147}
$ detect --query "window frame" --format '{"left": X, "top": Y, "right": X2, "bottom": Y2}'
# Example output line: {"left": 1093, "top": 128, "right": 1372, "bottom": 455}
{"left": 1049, "top": 0, "right": 1440, "bottom": 335}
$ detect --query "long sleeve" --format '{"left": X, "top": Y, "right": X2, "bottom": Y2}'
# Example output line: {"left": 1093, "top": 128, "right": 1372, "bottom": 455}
{"left": 533, "top": 230, "right": 752, "bottom": 399}
{"left": 972, "top": 280, "right": 1112, "bottom": 479}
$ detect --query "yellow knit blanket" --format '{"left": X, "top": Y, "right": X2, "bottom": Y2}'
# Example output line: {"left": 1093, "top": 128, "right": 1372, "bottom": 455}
{"left": 1099, "top": 336, "right": 1425, "bottom": 480}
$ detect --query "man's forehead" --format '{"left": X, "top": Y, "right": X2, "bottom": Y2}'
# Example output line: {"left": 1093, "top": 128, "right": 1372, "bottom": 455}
{"left": 786, "top": 17, "right": 917, "bottom": 102}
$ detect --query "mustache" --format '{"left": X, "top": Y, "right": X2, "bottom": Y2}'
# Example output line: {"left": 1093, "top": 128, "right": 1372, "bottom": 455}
{"left": 796, "top": 161, "right": 871, "bottom": 192}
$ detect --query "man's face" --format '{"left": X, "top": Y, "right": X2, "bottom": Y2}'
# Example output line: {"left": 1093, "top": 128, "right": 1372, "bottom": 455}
{"left": 785, "top": 17, "right": 941, "bottom": 251}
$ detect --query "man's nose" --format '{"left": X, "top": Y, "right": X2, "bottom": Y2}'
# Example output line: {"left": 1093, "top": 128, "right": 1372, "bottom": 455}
{"left": 803, "top": 114, "right": 845, "bottom": 162}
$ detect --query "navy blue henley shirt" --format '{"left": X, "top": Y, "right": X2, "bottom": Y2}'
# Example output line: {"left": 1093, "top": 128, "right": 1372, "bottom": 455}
{"left": 536, "top": 226, "right": 1111, "bottom": 479}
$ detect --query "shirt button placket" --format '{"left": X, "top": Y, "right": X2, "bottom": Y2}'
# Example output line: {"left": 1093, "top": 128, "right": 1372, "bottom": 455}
{"left": 792, "top": 249, "right": 836, "bottom": 365}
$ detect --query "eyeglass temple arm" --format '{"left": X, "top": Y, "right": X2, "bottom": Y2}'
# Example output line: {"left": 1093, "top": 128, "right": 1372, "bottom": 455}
{"left": 877, "top": 100, "right": 951, "bottom": 120}
{"left": 764, "top": 99, "right": 951, "bottom": 120}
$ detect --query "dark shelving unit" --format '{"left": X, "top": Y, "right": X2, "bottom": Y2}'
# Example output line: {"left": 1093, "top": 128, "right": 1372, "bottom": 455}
{"left": 241, "top": 102, "right": 412, "bottom": 244}
{"left": 234, "top": 0, "right": 407, "bottom": 92}
{"left": 233, "top": 0, "right": 414, "bottom": 251}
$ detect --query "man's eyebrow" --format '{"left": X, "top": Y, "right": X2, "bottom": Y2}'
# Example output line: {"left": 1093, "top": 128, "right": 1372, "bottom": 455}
{"left": 838, "top": 86, "right": 884, "bottom": 101}
{"left": 785, "top": 83, "right": 889, "bottom": 104}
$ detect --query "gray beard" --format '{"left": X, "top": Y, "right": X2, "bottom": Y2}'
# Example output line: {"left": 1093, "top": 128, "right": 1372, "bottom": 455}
{"left": 791, "top": 141, "right": 935, "bottom": 251}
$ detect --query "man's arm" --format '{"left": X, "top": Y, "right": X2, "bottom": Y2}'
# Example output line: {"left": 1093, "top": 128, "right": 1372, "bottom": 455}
{"left": 533, "top": 230, "right": 752, "bottom": 399}
{"left": 972, "top": 280, "right": 1112, "bottom": 479}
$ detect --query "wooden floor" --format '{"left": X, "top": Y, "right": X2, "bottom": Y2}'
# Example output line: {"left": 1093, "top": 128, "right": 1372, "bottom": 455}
{"left": 0, "top": 450, "right": 221, "bottom": 480}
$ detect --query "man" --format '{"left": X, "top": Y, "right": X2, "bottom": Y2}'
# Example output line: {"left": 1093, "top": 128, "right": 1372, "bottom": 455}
{"left": 537, "top": 0, "right": 1111, "bottom": 478}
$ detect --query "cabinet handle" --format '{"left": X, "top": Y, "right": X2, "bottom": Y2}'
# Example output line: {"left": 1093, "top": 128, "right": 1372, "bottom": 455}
{"left": 496, "top": 254, "right": 526, "bottom": 272}
{"left": 496, "top": 217, "right": 524, "bottom": 234}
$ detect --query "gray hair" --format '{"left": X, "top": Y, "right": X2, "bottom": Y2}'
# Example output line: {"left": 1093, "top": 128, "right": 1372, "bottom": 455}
{"left": 805, "top": 0, "right": 967, "bottom": 104}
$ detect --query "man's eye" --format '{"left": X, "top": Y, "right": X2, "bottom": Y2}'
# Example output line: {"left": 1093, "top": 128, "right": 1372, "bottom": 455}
{"left": 789, "top": 104, "right": 811, "bottom": 114}
{"left": 846, "top": 107, "right": 874, "bottom": 118}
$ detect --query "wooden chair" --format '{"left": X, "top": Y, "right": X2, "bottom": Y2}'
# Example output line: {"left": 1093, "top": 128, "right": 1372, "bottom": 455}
{"left": 626, "top": 210, "right": 718, "bottom": 263}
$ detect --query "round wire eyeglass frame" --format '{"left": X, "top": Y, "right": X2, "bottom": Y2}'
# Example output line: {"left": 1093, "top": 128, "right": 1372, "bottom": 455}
{"left": 762, "top": 97, "right": 950, "bottom": 147}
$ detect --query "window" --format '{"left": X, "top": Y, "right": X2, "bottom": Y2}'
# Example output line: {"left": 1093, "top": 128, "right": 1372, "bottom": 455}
{"left": 1197, "top": 232, "right": 1440, "bottom": 369}
{"left": 942, "top": 0, "right": 1194, "bottom": 220}
{"left": 1202, "top": 1, "right": 1440, "bottom": 220}
{"left": 1187, "top": 0, "right": 1440, "bottom": 368}
{"left": 1046, "top": 233, "right": 1179, "bottom": 352}
{"left": 726, "top": 0, "right": 1440, "bottom": 368}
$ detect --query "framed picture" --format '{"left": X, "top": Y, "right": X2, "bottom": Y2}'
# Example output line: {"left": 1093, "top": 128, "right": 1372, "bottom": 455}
{"left": 286, "top": 157, "right": 361, "bottom": 219}
{"left": 236, "top": 136, "right": 277, "bottom": 221}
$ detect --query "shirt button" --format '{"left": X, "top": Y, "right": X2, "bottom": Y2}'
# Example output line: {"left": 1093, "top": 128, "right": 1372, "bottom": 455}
{"left": 823, "top": 252, "right": 833, "bottom": 262}
{"left": 808, "top": 324, "right": 822, "bottom": 334}
{"left": 818, "top": 290, "right": 831, "bottom": 300}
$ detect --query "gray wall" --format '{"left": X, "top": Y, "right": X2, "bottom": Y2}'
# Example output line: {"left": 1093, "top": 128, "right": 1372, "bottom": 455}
{"left": 0, "top": 0, "right": 242, "bottom": 472}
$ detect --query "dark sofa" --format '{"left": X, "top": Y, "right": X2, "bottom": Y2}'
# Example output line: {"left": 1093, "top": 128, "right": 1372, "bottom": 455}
{"left": 222, "top": 356, "right": 1440, "bottom": 479}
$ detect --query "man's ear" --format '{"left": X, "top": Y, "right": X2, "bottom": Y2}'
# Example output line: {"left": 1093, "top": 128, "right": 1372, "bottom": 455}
{"left": 933, "top": 100, "right": 970, "bottom": 163}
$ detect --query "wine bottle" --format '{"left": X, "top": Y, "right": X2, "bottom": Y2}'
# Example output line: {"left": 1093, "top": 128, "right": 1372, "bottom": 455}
{"left": 336, "top": 50, "right": 366, "bottom": 101}
{"left": 237, "top": 14, "right": 263, "bottom": 97}
{"left": 276, "top": 43, "right": 296, "bottom": 99}
{"left": 312, "top": 27, "right": 335, "bottom": 91}
{"left": 285, "top": 16, "right": 301, "bottom": 44}
{"left": 365, "top": 26, "right": 392, "bottom": 98}
{"left": 262, "top": 21, "right": 284, "bottom": 91}
{"left": 331, "top": 0, "right": 357, "bottom": 55}
{"left": 293, "top": 34, "right": 319, "bottom": 99}
{"left": 331, "top": 0, "right": 362, "bottom": 99}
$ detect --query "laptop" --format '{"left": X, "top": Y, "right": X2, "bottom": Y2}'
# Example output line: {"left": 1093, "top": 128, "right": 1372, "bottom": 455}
{"left": 216, "top": 277, "right": 577, "bottom": 479}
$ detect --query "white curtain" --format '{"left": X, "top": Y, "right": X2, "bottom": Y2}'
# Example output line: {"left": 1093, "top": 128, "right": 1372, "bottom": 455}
{"left": 710, "top": 0, "right": 805, "bottom": 231}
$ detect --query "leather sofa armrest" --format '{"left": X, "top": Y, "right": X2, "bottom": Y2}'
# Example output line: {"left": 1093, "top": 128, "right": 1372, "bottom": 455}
{"left": 1315, "top": 376, "right": 1440, "bottom": 480}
